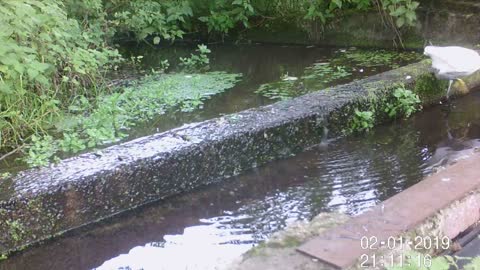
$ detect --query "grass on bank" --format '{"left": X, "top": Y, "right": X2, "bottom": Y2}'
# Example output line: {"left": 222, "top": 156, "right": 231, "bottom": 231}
{"left": 24, "top": 71, "right": 242, "bottom": 167}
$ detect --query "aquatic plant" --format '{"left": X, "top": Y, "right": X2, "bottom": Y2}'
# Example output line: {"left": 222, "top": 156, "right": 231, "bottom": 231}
{"left": 337, "top": 50, "right": 424, "bottom": 68}
{"left": 255, "top": 80, "right": 302, "bottom": 100}
{"left": 303, "top": 63, "right": 352, "bottom": 83}
{"left": 255, "top": 63, "right": 352, "bottom": 100}
{"left": 24, "top": 72, "right": 242, "bottom": 166}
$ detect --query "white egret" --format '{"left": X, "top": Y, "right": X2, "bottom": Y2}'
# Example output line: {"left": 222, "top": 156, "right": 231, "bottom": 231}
{"left": 423, "top": 46, "right": 480, "bottom": 98}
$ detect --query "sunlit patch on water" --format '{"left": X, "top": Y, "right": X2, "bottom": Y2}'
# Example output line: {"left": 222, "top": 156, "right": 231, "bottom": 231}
{"left": 97, "top": 220, "right": 253, "bottom": 270}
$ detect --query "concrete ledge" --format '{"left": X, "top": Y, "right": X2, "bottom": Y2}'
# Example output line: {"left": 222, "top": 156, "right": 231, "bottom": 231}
{"left": 1, "top": 60, "right": 479, "bottom": 255}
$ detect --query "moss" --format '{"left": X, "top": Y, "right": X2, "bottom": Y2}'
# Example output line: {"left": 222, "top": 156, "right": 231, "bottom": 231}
{"left": 244, "top": 242, "right": 268, "bottom": 257}
{"left": 413, "top": 73, "right": 447, "bottom": 105}
{"left": 266, "top": 235, "right": 302, "bottom": 248}
{"left": 6, "top": 220, "right": 26, "bottom": 243}
{"left": 402, "top": 36, "right": 426, "bottom": 49}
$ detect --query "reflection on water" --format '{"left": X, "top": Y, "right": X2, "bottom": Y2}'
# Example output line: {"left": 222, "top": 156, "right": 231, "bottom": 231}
{"left": 2, "top": 92, "right": 480, "bottom": 270}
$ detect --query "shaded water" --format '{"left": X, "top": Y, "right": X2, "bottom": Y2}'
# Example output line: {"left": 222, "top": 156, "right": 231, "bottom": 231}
{"left": 121, "top": 44, "right": 421, "bottom": 137}
{"left": 2, "top": 91, "right": 480, "bottom": 270}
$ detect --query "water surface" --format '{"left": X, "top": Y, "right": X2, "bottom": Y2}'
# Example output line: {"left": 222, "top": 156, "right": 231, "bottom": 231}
{"left": 120, "top": 43, "right": 422, "bottom": 137}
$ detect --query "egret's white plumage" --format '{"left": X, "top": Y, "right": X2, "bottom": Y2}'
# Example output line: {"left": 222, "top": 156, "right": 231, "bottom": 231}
{"left": 424, "top": 46, "right": 480, "bottom": 97}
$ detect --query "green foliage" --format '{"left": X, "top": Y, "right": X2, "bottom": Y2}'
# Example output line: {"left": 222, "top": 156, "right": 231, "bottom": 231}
{"left": 254, "top": 48, "right": 422, "bottom": 101}
{"left": 0, "top": 0, "right": 121, "bottom": 149}
{"left": 59, "top": 133, "right": 87, "bottom": 153}
{"left": 159, "top": 59, "right": 171, "bottom": 72}
{"left": 253, "top": 0, "right": 418, "bottom": 36}
{"left": 382, "top": 0, "right": 419, "bottom": 28}
{"left": 179, "top": 44, "right": 211, "bottom": 72}
{"left": 0, "top": 254, "right": 6, "bottom": 261}
{"left": 199, "top": 0, "right": 255, "bottom": 35}
{"left": 61, "top": 0, "right": 421, "bottom": 47}
{"left": 1, "top": 0, "right": 424, "bottom": 163}
{"left": 114, "top": 0, "right": 193, "bottom": 42}
{"left": 25, "top": 72, "right": 242, "bottom": 166}
{"left": 350, "top": 109, "right": 375, "bottom": 133}
{"left": 25, "top": 134, "right": 58, "bottom": 167}
{"left": 385, "top": 85, "right": 421, "bottom": 119}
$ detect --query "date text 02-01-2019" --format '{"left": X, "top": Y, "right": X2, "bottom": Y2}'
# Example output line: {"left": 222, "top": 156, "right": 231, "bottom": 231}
{"left": 359, "top": 236, "right": 451, "bottom": 268}
{"left": 360, "top": 235, "right": 451, "bottom": 251}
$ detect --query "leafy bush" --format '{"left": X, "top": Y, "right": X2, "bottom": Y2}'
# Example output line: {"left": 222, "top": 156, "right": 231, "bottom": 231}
{"left": 114, "top": 0, "right": 193, "bottom": 43}
{"left": 198, "top": 0, "right": 255, "bottom": 36}
{"left": 382, "top": 0, "right": 419, "bottom": 28}
{"left": 0, "top": 0, "right": 121, "bottom": 149}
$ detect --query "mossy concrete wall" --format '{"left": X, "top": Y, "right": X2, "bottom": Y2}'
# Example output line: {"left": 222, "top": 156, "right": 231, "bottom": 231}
{"left": 242, "top": 1, "right": 480, "bottom": 49}
{"left": 1, "top": 61, "right": 480, "bottom": 256}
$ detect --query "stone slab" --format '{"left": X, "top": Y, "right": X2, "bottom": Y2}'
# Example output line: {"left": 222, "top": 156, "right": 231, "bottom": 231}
{"left": 297, "top": 153, "right": 480, "bottom": 269}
